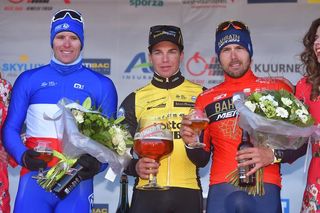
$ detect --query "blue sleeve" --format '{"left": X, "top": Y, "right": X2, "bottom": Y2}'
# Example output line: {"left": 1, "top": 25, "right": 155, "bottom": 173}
{"left": 2, "top": 72, "right": 30, "bottom": 165}
{"left": 99, "top": 77, "right": 118, "bottom": 119}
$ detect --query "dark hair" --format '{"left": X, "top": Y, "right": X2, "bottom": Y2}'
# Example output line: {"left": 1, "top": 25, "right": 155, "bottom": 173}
{"left": 301, "top": 18, "right": 320, "bottom": 100}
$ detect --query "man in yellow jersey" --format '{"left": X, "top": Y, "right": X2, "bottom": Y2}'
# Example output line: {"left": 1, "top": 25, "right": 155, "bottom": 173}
{"left": 119, "top": 25, "right": 206, "bottom": 213}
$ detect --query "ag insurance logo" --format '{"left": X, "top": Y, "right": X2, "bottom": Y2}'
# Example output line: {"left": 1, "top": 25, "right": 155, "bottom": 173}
{"left": 122, "top": 52, "right": 153, "bottom": 81}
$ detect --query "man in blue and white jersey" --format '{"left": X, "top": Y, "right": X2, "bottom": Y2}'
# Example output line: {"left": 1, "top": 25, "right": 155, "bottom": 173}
{"left": 2, "top": 9, "right": 117, "bottom": 213}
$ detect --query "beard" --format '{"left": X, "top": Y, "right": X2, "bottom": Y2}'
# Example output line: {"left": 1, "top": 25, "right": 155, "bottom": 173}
{"left": 223, "top": 61, "right": 250, "bottom": 79}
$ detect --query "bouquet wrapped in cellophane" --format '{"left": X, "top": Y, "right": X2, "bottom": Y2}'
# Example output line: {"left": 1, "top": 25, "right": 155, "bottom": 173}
{"left": 228, "top": 89, "right": 316, "bottom": 196}
{"left": 234, "top": 89, "right": 316, "bottom": 149}
{"left": 37, "top": 98, "right": 133, "bottom": 192}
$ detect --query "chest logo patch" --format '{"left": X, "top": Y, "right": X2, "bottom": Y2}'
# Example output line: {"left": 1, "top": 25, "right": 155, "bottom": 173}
{"left": 74, "top": 83, "right": 84, "bottom": 90}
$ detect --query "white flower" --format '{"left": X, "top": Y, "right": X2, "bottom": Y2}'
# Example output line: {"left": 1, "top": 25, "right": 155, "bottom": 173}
{"left": 281, "top": 97, "right": 292, "bottom": 107}
{"left": 116, "top": 140, "right": 127, "bottom": 155}
{"left": 259, "top": 102, "right": 266, "bottom": 112}
{"left": 295, "top": 109, "right": 308, "bottom": 117}
{"left": 259, "top": 94, "right": 278, "bottom": 106}
{"left": 110, "top": 125, "right": 131, "bottom": 155}
{"left": 245, "top": 101, "right": 256, "bottom": 112}
{"left": 111, "top": 125, "right": 123, "bottom": 145}
{"left": 72, "top": 110, "right": 84, "bottom": 123}
{"left": 301, "top": 106, "right": 309, "bottom": 115}
{"left": 295, "top": 101, "right": 309, "bottom": 114}
{"left": 300, "top": 114, "right": 309, "bottom": 124}
{"left": 276, "top": 107, "right": 289, "bottom": 118}
{"left": 295, "top": 109, "right": 303, "bottom": 116}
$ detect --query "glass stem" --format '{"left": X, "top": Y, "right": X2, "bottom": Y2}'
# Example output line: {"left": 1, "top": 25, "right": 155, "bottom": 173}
{"left": 149, "top": 173, "right": 157, "bottom": 186}
{"left": 196, "top": 134, "right": 200, "bottom": 143}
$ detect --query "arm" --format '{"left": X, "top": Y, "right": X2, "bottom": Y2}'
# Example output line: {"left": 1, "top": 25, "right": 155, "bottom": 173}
{"left": 0, "top": 147, "right": 7, "bottom": 165}
{"left": 180, "top": 115, "right": 211, "bottom": 167}
{"left": 2, "top": 73, "right": 30, "bottom": 165}
{"left": 185, "top": 146, "right": 211, "bottom": 168}
{"left": 124, "top": 158, "right": 139, "bottom": 177}
{"left": 118, "top": 92, "right": 137, "bottom": 137}
{"left": 0, "top": 79, "right": 12, "bottom": 166}
{"left": 237, "top": 143, "right": 308, "bottom": 176}
{"left": 275, "top": 143, "right": 308, "bottom": 164}
{"left": 98, "top": 77, "right": 118, "bottom": 119}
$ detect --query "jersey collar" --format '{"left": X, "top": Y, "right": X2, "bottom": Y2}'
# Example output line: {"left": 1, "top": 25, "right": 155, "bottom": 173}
{"left": 50, "top": 55, "right": 83, "bottom": 75}
{"left": 151, "top": 70, "right": 185, "bottom": 89}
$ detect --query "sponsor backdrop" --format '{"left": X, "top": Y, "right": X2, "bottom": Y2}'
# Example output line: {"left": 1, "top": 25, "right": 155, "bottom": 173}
{"left": 1, "top": 0, "right": 319, "bottom": 212}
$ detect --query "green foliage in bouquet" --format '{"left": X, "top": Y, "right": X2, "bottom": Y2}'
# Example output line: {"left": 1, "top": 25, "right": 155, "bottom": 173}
{"left": 244, "top": 89, "right": 315, "bottom": 127}
{"left": 37, "top": 97, "right": 133, "bottom": 192}
{"left": 37, "top": 151, "right": 77, "bottom": 191}
{"left": 71, "top": 97, "right": 133, "bottom": 155}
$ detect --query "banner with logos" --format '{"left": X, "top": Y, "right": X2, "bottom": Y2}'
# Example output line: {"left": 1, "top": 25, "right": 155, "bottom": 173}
{"left": 1, "top": 0, "right": 319, "bottom": 212}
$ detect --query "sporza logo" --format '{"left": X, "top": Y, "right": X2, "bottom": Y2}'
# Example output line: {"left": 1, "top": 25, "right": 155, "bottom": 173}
{"left": 129, "top": 0, "right": 164, "bottom": 7}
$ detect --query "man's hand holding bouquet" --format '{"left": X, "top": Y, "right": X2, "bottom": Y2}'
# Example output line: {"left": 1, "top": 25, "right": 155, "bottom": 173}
{"left": 37, "top": 97, "right": 133, "bottom": 197}
{"left": 228, "top": 89, "right": 316, "bottom": 196}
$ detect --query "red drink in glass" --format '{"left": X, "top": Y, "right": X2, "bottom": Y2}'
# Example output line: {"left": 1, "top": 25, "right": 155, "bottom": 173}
{"left": 35, "top": 149, "right": 53, "bottom": 163}
{"left": 189, "top": 118, "right": 209, "bottom": 133}
{"left": 134, "top": 137, "right": 173, "bottom": 162}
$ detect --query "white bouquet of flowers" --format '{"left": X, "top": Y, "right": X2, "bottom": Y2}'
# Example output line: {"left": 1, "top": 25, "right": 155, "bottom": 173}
{"left": 233, "top": 89, "right": 316, "bottom": 149}
{"left": 38, "top": 98, "right": 133, "bottom": 192}
{"left": 227, "top": 89, "right": 316, "bottom": 196}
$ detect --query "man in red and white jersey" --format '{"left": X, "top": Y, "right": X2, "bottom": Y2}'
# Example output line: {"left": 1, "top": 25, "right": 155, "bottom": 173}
{"left": 180, "top": 20, "right": 306, "bottom": 213}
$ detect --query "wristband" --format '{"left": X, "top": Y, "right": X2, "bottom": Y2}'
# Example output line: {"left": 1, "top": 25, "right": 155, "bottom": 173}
{"left": 271, "top": 149, "right": 283, "bottom": 164}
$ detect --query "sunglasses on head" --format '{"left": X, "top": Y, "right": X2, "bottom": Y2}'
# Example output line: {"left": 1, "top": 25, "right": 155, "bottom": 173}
{"left": 150, "top": 25, "right": 181, "bottom": 37}
{"left": 216, "top": 20, "right": 249, "bottom": 33}
{"left": 52, "top": 9, "right": 83, "bottom": 23}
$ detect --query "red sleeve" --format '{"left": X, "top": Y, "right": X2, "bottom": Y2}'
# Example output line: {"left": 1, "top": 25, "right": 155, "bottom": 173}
{"left": 295, "top": 77, "right": 310, "bottom": 104}
{"left": 275, "top": 78, "right": 294, "bottom": 93}
{"left": 0, "top": 80, "right": 17, "bottom": 167}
